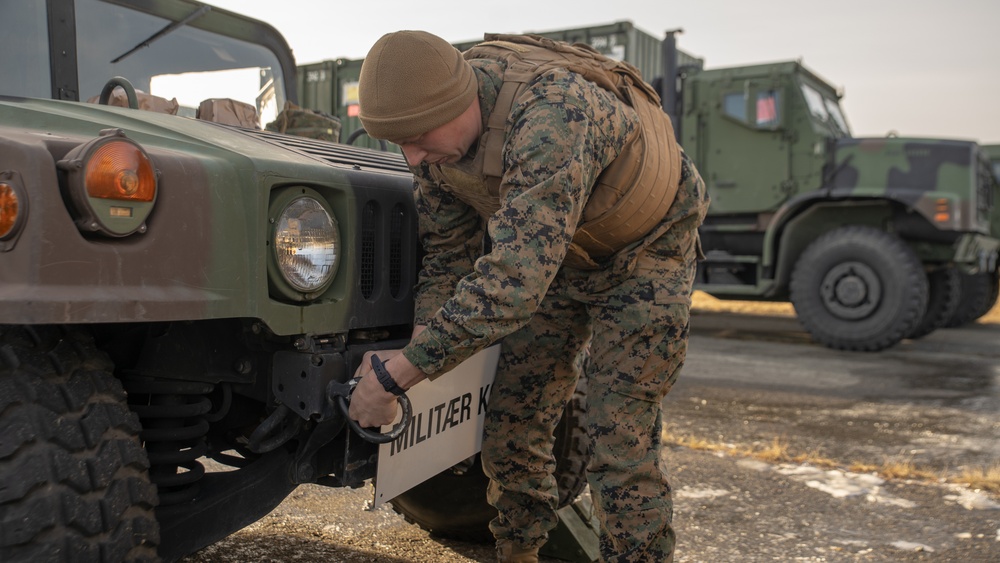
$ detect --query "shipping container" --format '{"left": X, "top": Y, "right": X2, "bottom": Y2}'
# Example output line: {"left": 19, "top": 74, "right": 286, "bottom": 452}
{"left": 453, "top": 20, "right": 704, "bottom": 84}
{"left": 298, "top": 57, "right": 392, "bottom": 151}
{"left": 296, "top": 20, "right": 704, "bottom": 152}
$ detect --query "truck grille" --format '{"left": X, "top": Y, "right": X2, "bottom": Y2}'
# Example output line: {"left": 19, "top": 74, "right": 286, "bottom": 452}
{"left": 361, "top": 202, "right": 377, "bottom": 299}
{"left": 389, "top": 204, "right": 405, "bottom": 298}
{"left": 358, "top": 200, "right": 415, "bottom": 303}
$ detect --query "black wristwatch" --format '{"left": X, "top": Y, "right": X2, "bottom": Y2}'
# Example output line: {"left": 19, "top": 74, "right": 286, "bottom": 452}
{"left": 371, "top": 355, "right": 406, "bottom": 396}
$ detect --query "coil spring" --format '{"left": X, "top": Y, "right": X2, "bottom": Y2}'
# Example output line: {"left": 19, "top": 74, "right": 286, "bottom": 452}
{"left": 122, "top": 377, "right": 214, "bottom": 506}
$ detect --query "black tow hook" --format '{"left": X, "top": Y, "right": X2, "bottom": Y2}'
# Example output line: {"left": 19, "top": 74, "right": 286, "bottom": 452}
{"left": 328, "top": 373, "right": 412, "bottom": 444}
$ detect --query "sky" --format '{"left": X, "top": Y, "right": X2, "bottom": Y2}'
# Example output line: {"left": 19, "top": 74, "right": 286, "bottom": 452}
{"left": 206, "top": 0, "right": 1000, "bottom": 144}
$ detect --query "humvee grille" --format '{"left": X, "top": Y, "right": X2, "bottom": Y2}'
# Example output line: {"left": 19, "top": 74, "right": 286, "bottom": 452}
{"left": 389, "top": 204, "right": 405, "bottom": 298}
{"left": 359, "top": 201, "right": 412, "bottom": 302}
{"left": 361, "top": 202, "right": 377, "bottom": 299}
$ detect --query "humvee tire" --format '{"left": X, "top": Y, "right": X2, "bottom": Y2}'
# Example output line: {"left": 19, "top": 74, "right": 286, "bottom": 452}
{"left": 790, "top": 226, "right": 928, "bottom": 351}
{"left": 389, "top": 377, "right": 590, "bottom": 542}
{"left": 906, "top": 267, "right": 961, "bottom": 340}
{"left": 0, "top": 326, "right": 159, "bottom": 562}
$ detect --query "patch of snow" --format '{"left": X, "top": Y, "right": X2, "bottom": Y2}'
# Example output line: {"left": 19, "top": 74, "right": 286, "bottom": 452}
{"left": 774, "top": 464, "right": 915, "bottom": 507}
{"left": 890, "top": 540, "right": 935, "bottom": 552}
{"left": 736, "top": 459, "right": 771, "bottom": 472}
{"left": 675, "top": 486, "right": 731, "bottom": 500}
{"left": 943, "top": 485, "right": 1000, "bottom": 510}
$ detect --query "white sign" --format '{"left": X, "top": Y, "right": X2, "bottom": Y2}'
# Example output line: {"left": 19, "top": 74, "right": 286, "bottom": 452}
{"left": 373, "top": 345, "right": 500, "bottom": 507}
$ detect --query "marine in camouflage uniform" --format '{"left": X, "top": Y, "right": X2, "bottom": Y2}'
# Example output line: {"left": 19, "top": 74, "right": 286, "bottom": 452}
{"left": 351, "top": 30, "right": 709, "bottom": 562}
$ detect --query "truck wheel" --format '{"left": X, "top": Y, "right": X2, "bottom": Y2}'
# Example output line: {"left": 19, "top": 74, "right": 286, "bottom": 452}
{"left": 789, "top": 226, "right": 928, "bottom": 351}
{"left": 389, "top": 377, "right": 590, "bottom": 542}
{"left": 0, "top": 326, "right": 159, "bottom": 562}
{"left": 944, "top": 271, "right": 997, "bottom": 327}
{"left": 906, "top": 267, "right": 960, "bottom": 339}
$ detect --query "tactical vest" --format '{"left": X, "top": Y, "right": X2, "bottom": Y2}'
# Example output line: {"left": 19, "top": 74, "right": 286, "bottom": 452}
{"left": 428, "top": 33, "right": 682, "bottom": 270}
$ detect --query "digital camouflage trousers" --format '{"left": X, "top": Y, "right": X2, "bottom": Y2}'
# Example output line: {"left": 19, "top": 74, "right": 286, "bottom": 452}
{"left": 481, "top": 208, "right": 700, "bottom": 562}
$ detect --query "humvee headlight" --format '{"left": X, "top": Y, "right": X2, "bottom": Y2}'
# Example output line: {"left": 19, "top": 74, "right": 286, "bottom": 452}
{"left": 272, "top": 194, "right": 340, "bottom": 295}
{"left": 57, "top": 128, "right": 158, "bottom": 237}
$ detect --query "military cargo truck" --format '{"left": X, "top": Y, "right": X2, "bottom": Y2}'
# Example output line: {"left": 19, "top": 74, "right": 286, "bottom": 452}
{"left": 0, "top": 1, "right": 590, "bottom": 561}
{"left": 464, "top": 21, "right": 1000, "bottom": 351}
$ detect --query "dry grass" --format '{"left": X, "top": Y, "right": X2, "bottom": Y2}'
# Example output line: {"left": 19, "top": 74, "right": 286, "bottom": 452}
{"left": 690, "top": 290, "right": 1000, "bottom": 324}
{"left": 661, "top": 426, "right": 1000, "bottom": 495}
{"left": 690, "top": 291, "right": 796, "bottom": 317}
{"left": 955, "top": 464, "right": 1000, "bottom": 494}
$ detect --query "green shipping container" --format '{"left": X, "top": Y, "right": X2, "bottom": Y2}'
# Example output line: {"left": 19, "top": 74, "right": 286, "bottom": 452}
{"left": 295, "top": 20, "right": 703, "bottom": 151}
{"left": 298, "top": 58, "right": 395, "bottom": 151}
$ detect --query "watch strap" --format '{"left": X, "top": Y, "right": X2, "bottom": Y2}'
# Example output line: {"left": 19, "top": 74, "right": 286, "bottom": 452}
{"left": 371, "top": 355, "right": 406, "bottom": 396}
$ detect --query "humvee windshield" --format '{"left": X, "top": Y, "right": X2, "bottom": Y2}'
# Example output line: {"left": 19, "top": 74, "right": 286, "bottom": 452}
{"left": 0, "top": 0, "right": 286, "bottom": 127}
{"left": 800, "top": 82, "right": 850, "bottom": 138}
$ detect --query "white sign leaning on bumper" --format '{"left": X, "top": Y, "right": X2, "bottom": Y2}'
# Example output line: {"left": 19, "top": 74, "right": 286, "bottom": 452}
{"left": 373, "top": 345, "right": 500, "bottom": 507}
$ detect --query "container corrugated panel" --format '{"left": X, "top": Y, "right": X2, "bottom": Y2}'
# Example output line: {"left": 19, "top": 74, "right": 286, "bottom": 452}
{"left": 332, "top": 58, "right": 400, "bottom": 152}
{"left": 298, "top": 60, "right": 338, "bottom": 116}
{"left": 453, "top": 20, "right": 703, "bottom": 83}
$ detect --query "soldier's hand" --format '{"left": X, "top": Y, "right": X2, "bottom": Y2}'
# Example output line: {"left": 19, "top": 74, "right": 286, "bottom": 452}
{"left": 348, "top": 369, "right": 400, "bottom": 428}
{"left": 349, "top": 350, "right": 427, "bottom": 428}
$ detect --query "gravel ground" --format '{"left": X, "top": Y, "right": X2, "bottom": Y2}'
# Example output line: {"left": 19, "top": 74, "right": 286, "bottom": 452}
{"left": 181, "top": 446, "right": 1000, "bottom": 562}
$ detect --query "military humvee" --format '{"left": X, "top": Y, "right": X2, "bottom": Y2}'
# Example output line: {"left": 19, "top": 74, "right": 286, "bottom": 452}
{"left": 0, "top": 0, "right": 548, "bottom": 560}
{"left": 0, "top": 2, "right": 592, "bottom": 560}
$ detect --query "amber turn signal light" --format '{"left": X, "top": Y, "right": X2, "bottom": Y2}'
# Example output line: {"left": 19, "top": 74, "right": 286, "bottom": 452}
{"left": 933, "top": 198, "right": 950, "bottom": 224}
{"left": 0, "top": 182, "right": 18, "bottom": 239}
{"left": 57, "top": 129, "right": 159, "bottom": 237}
{"left": 84, "top": 141, "right": 157, "bottom": 202}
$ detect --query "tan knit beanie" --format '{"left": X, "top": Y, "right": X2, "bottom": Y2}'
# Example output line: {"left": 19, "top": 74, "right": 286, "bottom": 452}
{"left": 358, "top": 30, "right": 478, "bottom": 142}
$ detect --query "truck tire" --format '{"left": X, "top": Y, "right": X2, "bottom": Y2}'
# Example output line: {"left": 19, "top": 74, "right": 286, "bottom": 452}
{"left": 979, "top": 272, "right": 1000, "bottom": 320}
{"left": 944, "top": 271, "right": 997, "bottom": 327}
{"left": 906, "top": 267, "right": 960, "bottom": 340}
{"left": 789, "top": 226, "right": 928, "bottom": 351}
{"left": 389, "top": 377, "right": 590, "bottom": 543}
{"left": 0, "top": 326, "right": 159, "bottom": 562}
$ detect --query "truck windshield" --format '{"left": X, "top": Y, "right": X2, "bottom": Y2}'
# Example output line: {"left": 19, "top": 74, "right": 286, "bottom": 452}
{"left": 76, "top": 0, "right": 286, "bottom": 127}
{"left": 800, "top": 83, "right": 850, "bottom": 138}
{"left": 0, "top": 3, "right": 52, "bottom": 99}
{"left": 0, "top": 1, "right": 287, "bottom": 127}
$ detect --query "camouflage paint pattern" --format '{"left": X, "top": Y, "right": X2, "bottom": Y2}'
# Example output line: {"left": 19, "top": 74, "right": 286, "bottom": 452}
{"left": 831, "top": 138, "right": 990, "bottom": 234}
{"left": 399, "top": 57, "right": 709, "bottom": 561}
